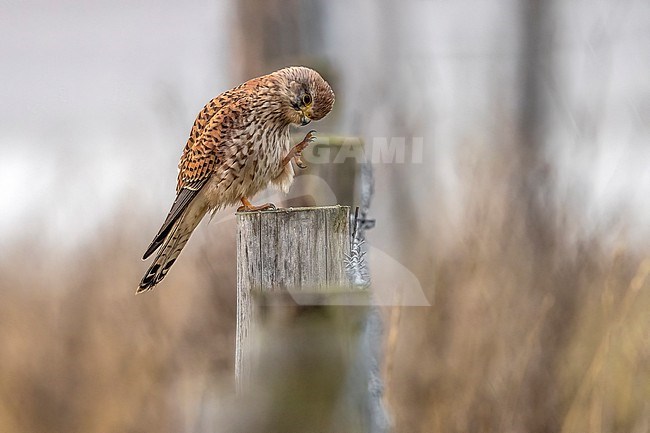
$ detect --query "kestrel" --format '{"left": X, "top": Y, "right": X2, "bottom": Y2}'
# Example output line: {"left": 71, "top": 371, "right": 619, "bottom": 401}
{"left": 138, "top": 66, "right": 335, "bottom": 293}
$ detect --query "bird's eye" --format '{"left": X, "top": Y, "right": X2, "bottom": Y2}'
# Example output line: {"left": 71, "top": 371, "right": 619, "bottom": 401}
{"left": 302, "top": 94, "right": 312, "bottom": 106}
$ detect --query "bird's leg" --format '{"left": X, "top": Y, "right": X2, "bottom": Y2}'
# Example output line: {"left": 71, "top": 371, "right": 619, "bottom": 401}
{"left": 237, "top": 197, "right": 277, "bottom": 212}
{"left": 282, "top": 130, "right": 316, "bottom": 169}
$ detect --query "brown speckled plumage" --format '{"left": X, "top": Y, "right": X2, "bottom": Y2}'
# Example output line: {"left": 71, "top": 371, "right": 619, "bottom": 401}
{"left": 138, "top": 67, "right": 335, "bottom": 292}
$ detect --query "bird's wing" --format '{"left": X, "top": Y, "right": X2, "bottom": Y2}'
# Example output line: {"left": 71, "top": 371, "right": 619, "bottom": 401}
{"left": 142, "top": 92, "right": 243, "bottom": 260}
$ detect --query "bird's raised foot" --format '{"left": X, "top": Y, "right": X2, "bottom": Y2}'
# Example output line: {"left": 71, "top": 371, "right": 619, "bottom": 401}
{"left": 237, "top": 197, "right": 277, "bottom": 212}
{"left": 282, "top": 130, "right": 317, "bottom": 169}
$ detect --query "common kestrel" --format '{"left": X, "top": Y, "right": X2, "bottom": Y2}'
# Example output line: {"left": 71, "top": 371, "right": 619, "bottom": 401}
{"left": 138, "top": 66, "right": 335, "bottom": 292}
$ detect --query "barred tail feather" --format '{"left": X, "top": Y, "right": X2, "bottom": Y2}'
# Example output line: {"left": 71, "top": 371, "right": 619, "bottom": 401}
{"left": 137, "top": 210, "right": 203, "bottom": 293}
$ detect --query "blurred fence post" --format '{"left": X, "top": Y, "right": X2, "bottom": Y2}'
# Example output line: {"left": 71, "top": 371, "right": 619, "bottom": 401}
{"left": 235, "top": 206, "right": 351, "bottom": 386}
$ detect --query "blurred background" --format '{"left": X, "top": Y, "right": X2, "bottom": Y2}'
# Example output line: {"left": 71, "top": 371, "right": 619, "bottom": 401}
{"left": 1, "top": 0, "right": 649, "bottom": 432}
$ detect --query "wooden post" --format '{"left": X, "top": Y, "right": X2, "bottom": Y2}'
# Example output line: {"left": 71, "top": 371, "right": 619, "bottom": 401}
{"left": 235, "top": 205, "right": 351, "bottom": 385}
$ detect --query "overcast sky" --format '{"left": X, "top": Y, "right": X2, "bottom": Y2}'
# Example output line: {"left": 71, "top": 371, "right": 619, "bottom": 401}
{"left": 1, "top": 0, "right": 649, "bottom": 249}
{"left": 0, "top": 0, "right": 233, "bottom": 246}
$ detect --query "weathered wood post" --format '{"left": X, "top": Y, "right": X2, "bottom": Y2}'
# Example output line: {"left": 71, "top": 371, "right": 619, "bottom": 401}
{"left": 235, "top": 205, "right": 351, "bottom": 386}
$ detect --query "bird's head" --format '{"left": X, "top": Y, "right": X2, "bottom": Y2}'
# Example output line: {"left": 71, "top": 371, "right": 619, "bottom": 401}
{"left": 274, "top": 66, "right": 335, "bottom": 126}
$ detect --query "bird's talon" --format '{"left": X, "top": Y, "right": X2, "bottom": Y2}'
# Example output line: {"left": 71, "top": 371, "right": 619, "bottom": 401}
{"left": 237, "top": 200, "right": 276, "bottom": 212}
{"left": 295, "top": 155, "right": 307, "bottom": 169}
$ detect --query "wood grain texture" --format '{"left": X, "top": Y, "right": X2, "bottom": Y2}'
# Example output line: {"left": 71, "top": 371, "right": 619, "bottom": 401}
{"left": 235, "top": 205, "right": 351, "bottom": 385}
{"left": 235, "top": 211, "right": 262, "bottom": 382}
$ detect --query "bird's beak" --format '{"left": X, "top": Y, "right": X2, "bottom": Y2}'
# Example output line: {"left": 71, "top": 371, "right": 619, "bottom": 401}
{"left": 300, "top": 113, "right": 311, "bottom": 126}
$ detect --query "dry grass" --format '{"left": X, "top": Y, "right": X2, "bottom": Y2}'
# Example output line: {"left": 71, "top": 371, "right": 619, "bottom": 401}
{"left": 385, "top": 142, "right": 650, "bottom": 433}
{"left": 0, "top": 212, "right": 240, "bottom": 433}
{"left": 0, "top": 143, "right": 648, "bottom": 432}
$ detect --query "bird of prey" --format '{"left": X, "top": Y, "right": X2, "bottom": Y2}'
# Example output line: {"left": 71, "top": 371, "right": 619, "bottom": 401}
{"left": 138, "top": 66, "right": 335, "bottom": 293}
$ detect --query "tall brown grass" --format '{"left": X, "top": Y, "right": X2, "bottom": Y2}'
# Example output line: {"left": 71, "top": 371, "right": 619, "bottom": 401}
{"left": 0, "top": 211, "right": 240, "bottom": 432}
{"left": 385, "top": 142, "right": 650, "bottom": 433}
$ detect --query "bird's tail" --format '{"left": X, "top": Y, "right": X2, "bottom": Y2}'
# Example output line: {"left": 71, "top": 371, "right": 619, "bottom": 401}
{"left": 137, "top": 210, "right": 203, "bottom": 293}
